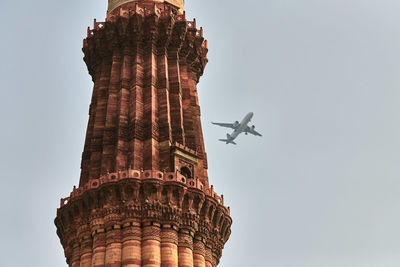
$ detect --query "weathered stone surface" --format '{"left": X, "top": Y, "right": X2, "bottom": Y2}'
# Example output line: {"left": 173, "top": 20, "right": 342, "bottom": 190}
{"left": 108, "top": 0, "right": 185, "bottom": 13}
{"left": 55, "top": 2, "right": 231, "bottom": 267}
{"left": 81, "top": 3, "right": 209, "bottom": 189}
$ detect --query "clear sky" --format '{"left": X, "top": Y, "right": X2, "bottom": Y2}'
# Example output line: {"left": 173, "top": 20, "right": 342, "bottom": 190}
{"left": 1, "top": 0, "right": 400, "bottom": 266}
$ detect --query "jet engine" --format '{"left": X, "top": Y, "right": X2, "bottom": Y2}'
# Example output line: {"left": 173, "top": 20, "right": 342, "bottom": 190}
{"left": 233, "top": 121, "right": 239, "bottom": 128}
{"left": 251, "top": 125, "right": 255, "bottom": 130}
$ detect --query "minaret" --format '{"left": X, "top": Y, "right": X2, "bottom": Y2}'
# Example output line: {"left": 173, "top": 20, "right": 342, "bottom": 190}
{"left": 55, "top": 1, "right": 232, "bottom": 267}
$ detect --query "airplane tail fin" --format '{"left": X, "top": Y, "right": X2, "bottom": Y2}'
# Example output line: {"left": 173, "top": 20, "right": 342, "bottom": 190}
{"left": 218, "top": 133, "right": 236, "bottom": 144}
{"left": 218, "top": 139, "right": 237, "bottom": 145}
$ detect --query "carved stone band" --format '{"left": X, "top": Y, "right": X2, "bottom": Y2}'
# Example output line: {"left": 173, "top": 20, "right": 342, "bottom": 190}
{"left": 108, "top": 0, "right": 185, "bottom": 12}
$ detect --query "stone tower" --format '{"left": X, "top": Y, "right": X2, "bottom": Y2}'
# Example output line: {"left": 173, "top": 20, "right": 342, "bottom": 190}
{"left": 54, "top": 1, "right": 232, "bottom": 267}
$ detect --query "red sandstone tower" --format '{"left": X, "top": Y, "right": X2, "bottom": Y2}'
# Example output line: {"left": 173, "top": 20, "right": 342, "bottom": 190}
{"left": 54, "top": 1, "right": 232, "bottom": 266}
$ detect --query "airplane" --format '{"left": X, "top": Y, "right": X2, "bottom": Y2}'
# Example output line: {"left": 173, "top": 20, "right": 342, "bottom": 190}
{"left": 212, "top": 112, "right": 262, "bottom": 145}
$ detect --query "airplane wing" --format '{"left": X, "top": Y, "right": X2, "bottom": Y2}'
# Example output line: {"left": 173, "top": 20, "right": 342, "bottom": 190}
{"left": 245, "top": 126, "right": 262, "bottom": 136}
{"left": 211, "top": 122, "right": 236, "bottom": 129}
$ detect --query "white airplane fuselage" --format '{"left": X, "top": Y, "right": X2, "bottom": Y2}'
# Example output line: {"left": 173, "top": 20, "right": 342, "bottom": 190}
{"left": 227, "top": 112, "right": 254, "bottom": 142}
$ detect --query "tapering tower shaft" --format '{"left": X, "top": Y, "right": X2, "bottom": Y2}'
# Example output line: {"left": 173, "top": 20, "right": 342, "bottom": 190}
{"left": 55, "top": 1, "right": 231, "bottom": 267}
{"left": 80, "top": 0, "right": 209, "bottom": 190}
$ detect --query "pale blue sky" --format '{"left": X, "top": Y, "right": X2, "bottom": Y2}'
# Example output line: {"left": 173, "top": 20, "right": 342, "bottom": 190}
{"left": 1, "top": 0, "right": 400, "bottom": 266}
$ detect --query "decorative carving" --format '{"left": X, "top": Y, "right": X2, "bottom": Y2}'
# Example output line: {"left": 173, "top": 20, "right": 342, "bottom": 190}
{"left": 142, "top": 223, "right": 162, "bottom": 241}
{"left": 193, "top": 236, "right": 206, "bottom": 256}
{"left": 178, "top": 229, "right": 194, "bottom": 249}
{"left": 55, "top": 176, "right": 230, "bottom": 266}
{"left": 56, "top": 2, "right": 231, "bottom": 266}
{"left": 161, "top": 226, "right": 179, "bottom": 245}
{"left": 79, "top": 3, "right": 209, "bottom": 186}
{"left": 108, "top": 0, "right": 185, "bottom": 13}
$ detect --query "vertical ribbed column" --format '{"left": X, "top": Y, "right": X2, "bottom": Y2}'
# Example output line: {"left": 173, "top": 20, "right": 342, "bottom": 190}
{"left": 128, "top": 43, "right": 144, "bottom": 170}
{"left": 186, "top": 72, "right": 205, "bottom": 156}
{"left": 211, "top": 251, "right": 218, "bottom": 267}
{"left": 142, "top": 222, "right": 161, "bottom": 267}
{"left": 65, "top": 241, "right": 72, "bottom": 267}
{"left": 79, "top": 226, "right": 93, "bottom": 267}
{"left": 89, "top": 59, "right": 112, "bottom": 181}
{"left": 178, "top": 229, "right": 193, "bottom": 267}
{"left": 192, "top": 236, "right": 205, "bottom": 267}
{"left": 71, "top": 238, "right": 81, "bottom": 267}
{"left": 80, "top": 66, "right": 101, "bottom": 186}
{"left": 116, "top": 47, "right": 132, "bottom": 171}
{"left": 186, "top": 65, "right": 209, "bottom": 184}
{"left": 204, "top": 245, "right": 213, "bottom": 267}
{"left": 161, "top": 224, "right": 178, "bottom": 267}
{"left": 101, "top": 49, "right": 122, "bottom": 174}
{"left": 80, "top": 240, "right": 93, "bottom": 267}
{"left": 168, "top": 50, "right": 185, "bottom": 145}
{"left": 157, "top": 49, "right": 172, "bottom": 171}
{"left": 143, "top": 35, "right": 159, "bottom": 170}
{"left": 179, "top": 61, "right": 195, "bottom": 149}
{"left": 91, "top": 227, "right": 106, "bottom": 267}
{"left": 122, "top": 221, "right": 142, "bottom": 267}
{"left": 105, "top": 223, "right": 122, "bottom": 267}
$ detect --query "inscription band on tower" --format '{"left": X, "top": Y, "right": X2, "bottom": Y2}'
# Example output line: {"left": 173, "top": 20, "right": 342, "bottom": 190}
{"left": 108, "top": 0, "right": 185, "bottom": 12}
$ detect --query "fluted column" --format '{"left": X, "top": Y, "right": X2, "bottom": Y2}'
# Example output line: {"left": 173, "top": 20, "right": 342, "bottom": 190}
{"left": 179, "top": 61, "right": 195, "bottom": 149}
{"left": 156, "top": 49, "right": 172, "bottom": 171}
{"left": 71, "top": 238, "right": 81, "bottom": 267}
{"left": 91, "top": 228, "right": 106, "bottom": 267}
{"left": 101, "top": 49, "right": 122, "bottom": 174}
{"left": 105, "top": 224, "right": 122, "bottom": 267}
{"left": 80, "top": 64, "right": 101, "bottom": 186}
{"left": 79, "top": 226, "right": 93, "bottom": 267}
{"left": 204, "top": 245, "right": 213, "bottom": 267}
{"left": 186, "top": 69, "right": 204, "bottom": 154}
{"left": 128, "top": 43, "right": 144, "bottom": 170}
{"left": 122, "top": 221, "right": 142, "bottom": 267}
{"left": 161, "top": 224, "right": 179, "bottom": 267}
{"left": 193, "top": 235, "right": 205, "bottom": 267}
{"left": 115, "top": 47, "right": 132, "bottom": 171}
{"left": 142, "top": 222, "right": 161, "bottom": 267}
{"left": 88, "top": 59, "right": 112, "bottom": 181}
{"left": 142, "top": 35, "right": 160, "bottom": 170}
{"left": 211, "top": 251, "right": 218, "bottom": 267}
{"left": 168, "top": 49, "right": 185, "bottom": 145}
{"left": 178, "top": 229, "right": 193, "bottom": 267}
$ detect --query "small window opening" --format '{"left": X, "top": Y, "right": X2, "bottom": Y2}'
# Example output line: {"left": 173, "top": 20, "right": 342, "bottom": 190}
{"left": 180, "top": 166, "right": 192, "bottom": 179}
